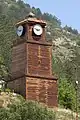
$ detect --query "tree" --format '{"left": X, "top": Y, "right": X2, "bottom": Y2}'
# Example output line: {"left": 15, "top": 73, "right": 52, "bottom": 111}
{"left": 64, "top": 25, "right": 78, "bottom": 34}
{"left": 59, "top": 78, "right": 76, "bottom": 110}
{"left": 0, "top": 56, "right": 8, "bottom": 81}
{"left": 36, "top": 8, "right": 42, "bottom": 17}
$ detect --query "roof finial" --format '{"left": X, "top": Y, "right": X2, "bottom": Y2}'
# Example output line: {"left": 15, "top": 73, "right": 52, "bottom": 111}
{"left": 28, "top": 12, "right": 35, "bottom": 18}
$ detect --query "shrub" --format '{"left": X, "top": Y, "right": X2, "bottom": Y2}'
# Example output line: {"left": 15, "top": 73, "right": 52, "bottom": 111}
{"left": 58, "top": 78, "right": 76, "bottom": 110}
{"left": 0, "top": 101, "right": 55, "bottom": 120}
{"left": 0, "top": 108, "right": 21, "bottom": 120}
{"left": 5, "top": 88, "right": 11, "bottom": 93}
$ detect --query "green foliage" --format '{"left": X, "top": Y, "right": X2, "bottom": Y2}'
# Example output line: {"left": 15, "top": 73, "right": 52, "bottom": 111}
{"left": 0, "top": 0, "right": 80, "bottom": 112}
{"left": 52, "top": 56, "right": 79, "bottom": 110}
{"left": 64, "top": 25, "right": 78, "bottom": 35}
{"left": 0, "top": 108, "right": 21, "bottom": 120}
{"left": 0, "top": 101, "right": 55, "bottom": 120}
{"left": 32, "top": 7, "right": 42, "bottom": 18}
{"left": 17, "top": 94, "right": 25, "bottom": 103}
{"left": 5, "top": 88, "right": 11, "bottom": 93}
{"left": 0, "top": 56, "right": 8, "bottom": 81}
{"left": 58, "top": 78, "right": 76, "bottom": 110}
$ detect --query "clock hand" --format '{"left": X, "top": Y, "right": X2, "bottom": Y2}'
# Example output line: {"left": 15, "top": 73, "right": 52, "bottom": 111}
{"left": 18, "top": 30, "right": 22, "bottom": 32}
{"left": 35, "top": 28, "right": 40, "bottom": 31}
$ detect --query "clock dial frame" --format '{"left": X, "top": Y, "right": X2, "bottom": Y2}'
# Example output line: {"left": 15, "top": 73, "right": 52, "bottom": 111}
{"left": 33, "top": 24, "right": 43, "bottom": 36}
{"left": 17, "top": 25, "right": 24, "bottom": 37}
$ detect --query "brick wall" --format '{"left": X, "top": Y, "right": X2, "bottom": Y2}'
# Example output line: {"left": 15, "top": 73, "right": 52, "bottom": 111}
{"left": 11, "top": 43, "right": 26, "bottom": 79}
{"left": 8, "top": 77, "right": 26, "bottom": 98}
{"left": 26, "top": 77, "right": 58, "bottom": 107}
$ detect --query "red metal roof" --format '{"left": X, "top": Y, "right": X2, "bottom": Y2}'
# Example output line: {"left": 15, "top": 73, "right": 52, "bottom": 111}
{"left": 16, "top": 17, "right": 46, "bottom": 26}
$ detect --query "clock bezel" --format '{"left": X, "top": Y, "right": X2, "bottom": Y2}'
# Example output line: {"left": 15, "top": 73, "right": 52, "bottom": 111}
{"left": 33, "top": 24, "right": 43, "bottom": 36}
{"left": 17, "top": 25, "right": 24, "bottom": 37}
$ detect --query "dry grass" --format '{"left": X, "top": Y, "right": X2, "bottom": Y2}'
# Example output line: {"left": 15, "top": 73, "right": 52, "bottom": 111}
{"left": 0, "top": 92, "right": 22, "bottom": 108}
{"left": 52, "top": 108, "right": 80, "bottom": 120}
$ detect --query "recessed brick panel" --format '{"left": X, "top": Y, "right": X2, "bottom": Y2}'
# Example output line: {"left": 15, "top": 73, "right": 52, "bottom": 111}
{"left": 26, "top": 77, "right": 58, "bottom": 107}
{"left": 27, "top": 43, "right": 52, "bottom": 77}
{"left": 11, "top": 43, "right": 26, "bottom": 79}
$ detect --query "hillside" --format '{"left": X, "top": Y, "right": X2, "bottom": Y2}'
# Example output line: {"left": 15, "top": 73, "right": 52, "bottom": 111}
{"left": 0, "top": 0, "right": 80, "bottom": 111}
{"left": 0, "top": 92, "right": 80, "bottom": 120}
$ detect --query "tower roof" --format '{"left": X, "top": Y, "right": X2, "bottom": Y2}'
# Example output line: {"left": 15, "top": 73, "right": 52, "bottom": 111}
{"left": 16, "top": 13, "right": 46, "bottom": 26}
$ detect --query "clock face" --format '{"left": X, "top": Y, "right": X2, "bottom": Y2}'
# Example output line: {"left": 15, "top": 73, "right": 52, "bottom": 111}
{"left": 17, "top": 25, "right": 24, "bottom": 36}
{"left": 33, "top": 24, "right": 43, "bottom": 36}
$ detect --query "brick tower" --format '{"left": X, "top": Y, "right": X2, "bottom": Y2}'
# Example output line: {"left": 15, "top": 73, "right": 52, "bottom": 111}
{"left": 8, "top": 13, "right": 58, "bottom": 107}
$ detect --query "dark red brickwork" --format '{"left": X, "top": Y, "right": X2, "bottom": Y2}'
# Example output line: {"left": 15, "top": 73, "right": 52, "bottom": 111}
{"left": 7, "top": 77, "right": 26, "bottom": 98}
{"left": 11, "top": 41, "right": 53, "bottom": 79}
{"left": 27, "top": 43, "right": 52, "bottom": 77}
{"left": 11, "top": 43, "right": 26, "bottom": 79}
{"left": 8, "top": 16, "right": 58, "bottom": 108}
{"left": 26, "top": 77, "right": 58, "bottom": 107}
{"left": 8, "top": 76, "right": 58, "bottom": 107}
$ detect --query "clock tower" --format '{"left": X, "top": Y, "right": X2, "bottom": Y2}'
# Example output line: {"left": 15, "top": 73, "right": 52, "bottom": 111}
{"left": 8, "top": 13, "right": 58, "bottom": 107}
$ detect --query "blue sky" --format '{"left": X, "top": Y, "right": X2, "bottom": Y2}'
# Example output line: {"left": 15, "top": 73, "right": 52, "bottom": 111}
{"left": 23, "top": 0, "right": 80, "bottom": 31}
